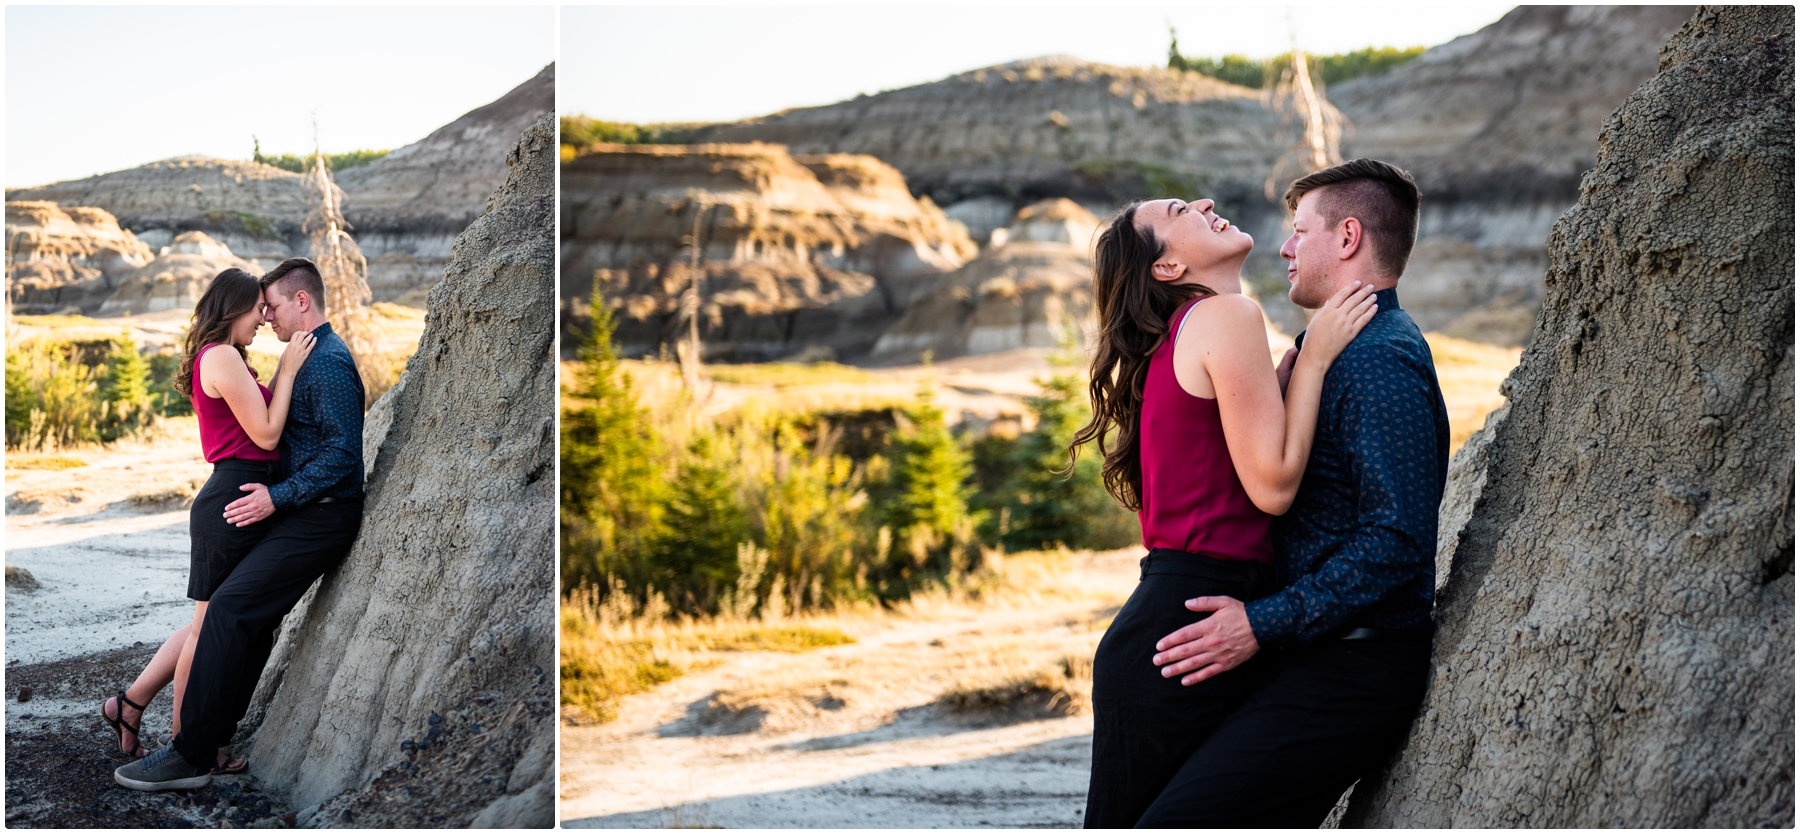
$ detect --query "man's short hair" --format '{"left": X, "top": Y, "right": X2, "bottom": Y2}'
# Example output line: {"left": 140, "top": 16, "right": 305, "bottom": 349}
{"left": 261, "top": 257, "right": 327, "bottom": 310}
{"left": 1284, "top": 159, "right": 1422, "bottom": 280}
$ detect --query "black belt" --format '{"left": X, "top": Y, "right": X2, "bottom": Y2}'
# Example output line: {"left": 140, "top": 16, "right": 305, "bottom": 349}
{"left": 1338, "top": 627, "right": 1432, "bottom": 642}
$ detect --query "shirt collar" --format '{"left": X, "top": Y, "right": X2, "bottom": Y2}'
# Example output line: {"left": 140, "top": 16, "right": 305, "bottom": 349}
{"left": 1294, "top": 288, "right": 1400, "bottom": 348}
{"left": 311, "top": 321, "right": 335, "bottom": 339}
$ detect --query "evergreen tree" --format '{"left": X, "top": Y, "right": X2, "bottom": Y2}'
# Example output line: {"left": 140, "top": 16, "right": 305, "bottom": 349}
{"left": 651, "top": 432, "right": 751, "bottom": 614}
{"left": 883, "top": 392, "right": 979, "bottom": 579}
{"left": 560, "top": 290, "right": 667, "bottom": 593}
{"left": 5, "top": 348, "right": 36, "bottom": 448}
{"left": 999, "top": 373, "right": 1140, "bottom": 552}
{"left": 99, "top": 333, "right": 153, "bottom": 440}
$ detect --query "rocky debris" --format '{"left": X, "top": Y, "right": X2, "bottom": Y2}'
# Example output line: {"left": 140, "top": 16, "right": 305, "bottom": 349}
{"left": 1351, "top": 7, "right": 1793, "bottom": 826}
{"left": 562, "top": 141, "right": 975, "bottom": 361}
{"left": 337, "top": 63, "right": 554, "bottom": 303}
{"left": 6, "top": 566, "right": 41, "bottom": 592}
{"left": 232, "top": 114, "right": 556, "bottom": 826}
{"left": 5, "top": 68, "right": 552, "bottom": 309}
{"left": 5, "top": 201, "right": 153, "bottom": 314}
{"left": 96, "top": 231, "right": 256, "bottom": 316}
{"left": 871, "top": 199, "right": 1097, "bottom": 363}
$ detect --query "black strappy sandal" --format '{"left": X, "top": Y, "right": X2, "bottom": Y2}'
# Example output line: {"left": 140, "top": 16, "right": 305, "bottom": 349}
{"left": 102, "top": 690, "right": 150, "bottom": 758}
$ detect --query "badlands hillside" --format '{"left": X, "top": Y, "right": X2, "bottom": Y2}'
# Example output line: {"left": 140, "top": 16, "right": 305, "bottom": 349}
{"left": 676, "top": 6, "right": 1690, "bottom": 344}
{"left": 6, "top": 64, "right": 553, "bottom": 310}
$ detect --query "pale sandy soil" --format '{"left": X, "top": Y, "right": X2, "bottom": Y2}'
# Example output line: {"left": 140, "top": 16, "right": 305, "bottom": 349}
{"left": 560, "top": 550, "right": 1141, "bottom": 829}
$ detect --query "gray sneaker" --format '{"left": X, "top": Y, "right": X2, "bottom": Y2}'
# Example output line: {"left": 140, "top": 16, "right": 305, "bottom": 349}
{"left": 114, "top": 744, "right": 211, "bottom": 791}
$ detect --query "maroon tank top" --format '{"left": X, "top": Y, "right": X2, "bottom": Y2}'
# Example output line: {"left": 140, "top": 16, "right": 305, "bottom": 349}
{"left": 193, "top": 343, "right": 279, "bottom": 463}
{"left": 1137, "top": 296, "right": 1273, "bottom": 562}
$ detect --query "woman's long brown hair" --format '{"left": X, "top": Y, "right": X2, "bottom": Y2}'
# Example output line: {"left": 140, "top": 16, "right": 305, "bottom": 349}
{"left": 1069, "top": 202, "right": 1214, "bottom": 511}
{"left": 175, "top": 269, "right": 263, "bottom": 398}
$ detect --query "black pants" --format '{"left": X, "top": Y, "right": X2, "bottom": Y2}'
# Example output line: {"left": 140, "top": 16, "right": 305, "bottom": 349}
{"left": 1084, "top": 549, "right": 1276, "bottom": 828}
{"left": 173, "top": 501, "right": 362, "bottom": 769}
{"left": 1135, "top": 638, "right": 1432, "bottom": 827}
{"left": 187, "top": 460, "right": 277, "bottom": 601}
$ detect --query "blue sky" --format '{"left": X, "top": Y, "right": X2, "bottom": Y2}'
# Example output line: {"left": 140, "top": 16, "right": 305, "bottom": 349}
{"left": 6, "top": 5, "right": 554, "bottom": 188}
{"left": 561, "top": 4, "right": 1518, "bottom": 123}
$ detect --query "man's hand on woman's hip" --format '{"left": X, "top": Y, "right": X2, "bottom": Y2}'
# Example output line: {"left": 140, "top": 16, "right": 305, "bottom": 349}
{"left": 223, "top": 483, "right": 275, "bottom": 527}
{"left": 1152, "top": 596, "right": 1261, "bottom": 685}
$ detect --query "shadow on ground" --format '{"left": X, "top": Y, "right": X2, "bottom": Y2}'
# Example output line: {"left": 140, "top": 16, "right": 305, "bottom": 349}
{"left": 565, "top": 734, "right": 1093, "bottom": 829}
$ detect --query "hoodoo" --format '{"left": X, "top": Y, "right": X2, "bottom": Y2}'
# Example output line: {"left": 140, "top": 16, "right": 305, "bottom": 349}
{"left": 1350, "top": 6, "right": 1793, "bottom": 826}
{"left": 230, "top": 114, "right": 557, "bottom": 827}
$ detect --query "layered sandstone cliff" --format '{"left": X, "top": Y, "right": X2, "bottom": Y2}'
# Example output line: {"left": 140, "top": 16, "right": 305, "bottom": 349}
{"left": 97, "top": 231, "right": 256, "bottom": 316}
{"left": 235, "top": 115, "right": 557, "bottom": 828}
{"left": 871, "top": 199, "right": 1096, "bottom": 363}
{"left": 337, "top": 64, "right": 554, "bottom": 303}
{"left": 5, "top": 201, "right": 153, "bottom": 314}
{"left": 561, "top": 142, "right": 976, "bottom": 361}
{"left": 4, "top": 67, "right": 552, "bottom": 309}
{"left": 1351, "top": 7, "right": 1792, "bottom": 826}
{"left": 693, "top": 11, "right": 1689, "bottom": 345}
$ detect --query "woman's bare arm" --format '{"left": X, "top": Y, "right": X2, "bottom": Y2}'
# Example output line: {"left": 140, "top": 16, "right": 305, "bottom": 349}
{"left": 202, "top": 334, "right": 315, "bottom": 450}
{"left": 1183, "top": 285, "right": 1376, "bottom": 515}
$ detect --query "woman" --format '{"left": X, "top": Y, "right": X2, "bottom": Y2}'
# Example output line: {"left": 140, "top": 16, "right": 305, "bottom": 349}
{"left": 1072, "top": 198, "right": 1375, "bottom": 827}
{"left": 100, "top": 268, "right": 314, "bottom": 772}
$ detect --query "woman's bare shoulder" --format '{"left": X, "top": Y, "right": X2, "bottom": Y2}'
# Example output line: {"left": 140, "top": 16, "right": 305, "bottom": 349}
{"left": 1189, "top": 293, "right": 1267, "bottom": 331}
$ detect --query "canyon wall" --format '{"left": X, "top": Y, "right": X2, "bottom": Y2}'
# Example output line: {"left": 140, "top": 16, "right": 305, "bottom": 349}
{"left": 4, "top": 66, "right": 552, "bottom": 310}
{"left": 561, "top": 142, "right": 975, "bottom": 361}
{"left": 5, "top": 201, "right": 152, "bottom": 314}
{"left": 1351, "top": 7, "right": 1792, "bottom": 826}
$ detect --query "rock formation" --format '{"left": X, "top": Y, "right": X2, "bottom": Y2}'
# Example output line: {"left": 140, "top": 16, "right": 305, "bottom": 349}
{"left": 5, "top": 201, "right": 153, "bottom": 314}
{"left": 1332, "top": 5, "right": 1695, "bottom": 345}
{"left": 871, "top": 199, "right": 1096, "bottom": 363}
{"left": 337, "top": 64, "right": 555, "bottom": 304}
{"left": 233, "top": 114, "right": 556, "bottom": 827}
{"left": 96, "top": 231, "right": 256, "bottom": 316}
{"left": 561, "top": 141, "right": 976, "bottom": 361}
{"left": 693, "top": 12, "right": 1690, "bottom": 344}
{"left": 1350, "top": 7, "right": 1792, "bottom": 826}
{"left": 5, "top": 67, "right": 553, "bottom": 309}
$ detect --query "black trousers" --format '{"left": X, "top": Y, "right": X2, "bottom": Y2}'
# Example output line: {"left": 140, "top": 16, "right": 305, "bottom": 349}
{"left": 1084, "top": 549, "right": 1276, "bottom": 828}
{"left": 1134, "top": 638, "right": 1431, "bottom": 827}
{"left": 173, "top": 501, "right": 362, "bottom": 769}
{"left": 187, "top": 459, "right": 278, "bottom": 601}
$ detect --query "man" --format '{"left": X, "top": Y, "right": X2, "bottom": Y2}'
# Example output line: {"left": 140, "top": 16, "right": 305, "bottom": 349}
{"left": 1137, "top": 159, "right": 1451, "bottom": 826}
{"left": 116, "top": 258, "right": 366, "bottom": 791}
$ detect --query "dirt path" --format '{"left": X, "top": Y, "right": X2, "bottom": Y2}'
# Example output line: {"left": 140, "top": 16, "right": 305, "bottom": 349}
{"left": 4, "top": 423, "right": 292, "bottom": 827}
{"left": 560, "top": 550, "right": 1142, "bottom": 828}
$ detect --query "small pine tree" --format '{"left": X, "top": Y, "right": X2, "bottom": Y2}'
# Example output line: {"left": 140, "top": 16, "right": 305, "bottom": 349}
{"left": 651, "top": 432, "right": 751, "bottom": 614}
{"left": 560, "top": 288, "right": 668, "bottom": 594}
{"left": 883, "top": 391, "right": 979, "bottom": 579}
{"left": 4, "top": 348, "right": 36, "bottom": 448}
{"left": 99, "top": 333, "right": 154, "bottom": 441}
{"left": 999, "top": 373, "right": 1140, "bottom": 552}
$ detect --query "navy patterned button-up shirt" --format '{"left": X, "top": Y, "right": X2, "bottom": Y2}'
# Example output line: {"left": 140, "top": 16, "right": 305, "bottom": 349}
{"left": 269, "top": 321, "right": 366, "bottom": 509}
{"left": 1244, "top": 288, "right": 1450, "bottom": 648}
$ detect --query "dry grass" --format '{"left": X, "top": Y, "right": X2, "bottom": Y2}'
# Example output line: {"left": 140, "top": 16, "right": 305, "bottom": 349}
{"left": 703, "top": 362, "right": 878, "bottom": 388}
{"left": 560, "top": 583, "right": 857, "bottom": 723}
{"left": 7, "top": 456, "right": 88, "bottom": 471}
{"left": 1426, "top": 332, "right": 1521, "bottom": 454}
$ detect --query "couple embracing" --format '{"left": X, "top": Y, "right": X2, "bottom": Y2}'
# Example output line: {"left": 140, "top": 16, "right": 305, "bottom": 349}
{"left": 103, "top": 259, "right": 367, "bottom": 791}
{"left": 1077, "top": 159, "right": 1451, "bottom": 827}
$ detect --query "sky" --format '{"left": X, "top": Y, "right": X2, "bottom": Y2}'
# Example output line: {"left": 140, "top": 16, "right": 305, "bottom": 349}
{"left": 5, "top": 5, "right": 554, "bottom": 188}
{"left": 562, "top": 4, "right": 1518, "bottom": 123}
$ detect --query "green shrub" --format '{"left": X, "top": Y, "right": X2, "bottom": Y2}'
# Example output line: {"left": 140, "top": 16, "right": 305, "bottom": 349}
{"left": 4, "top": 335, "right": 165, "bottom": 450}
{"left": 559, "top": 116, "right": 709, "bottom": 150}
{"left": 252, "top": 137, "right": 388, "bottom": 174}
{"left": 1167, "top": 28, "right": 1425, "bottom": 89}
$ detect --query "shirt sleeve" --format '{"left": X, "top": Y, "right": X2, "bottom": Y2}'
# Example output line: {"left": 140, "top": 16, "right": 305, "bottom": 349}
{"left": 1244, "top": 347, "right": 1442, "bottom": 647}
{"left": 268, "top": 353, "right": 363, "bottom": 509}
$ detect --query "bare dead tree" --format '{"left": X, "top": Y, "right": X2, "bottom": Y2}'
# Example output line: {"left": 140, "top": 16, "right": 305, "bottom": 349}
{"left": 675, "top": 192, "right": 712, "bottom": 391}
{"left": 301, "top": 125, "right": 390, "bottom": 404}
{"left": 1263, "top": 16, "right": 1350, "bottom": 200}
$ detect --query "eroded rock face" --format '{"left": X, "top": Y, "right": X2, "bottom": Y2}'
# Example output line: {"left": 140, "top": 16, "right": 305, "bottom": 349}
{"left": 235, "top": 114, "right": 556, "bottom": 828}
{"left": 1351, "top": 7, "right": 1793, "bottom": 826}
{"left": 872, "top": 199, "right": 1097, "bottom": 363}
{"left": 4, "top": 68, "right": 551, "bottom": 309}
{"left": 337, "top": 63, "right": 554, "bottom": 304}
{"left": 5, "top": 201, "right": 153, "bottom": 314}
{"left": 1332, "top": 5, "right": 1695, "bottom": 346}
{"left": 97, "top": 231, "right": 255, "bottom": 316}
{"left": 561, "top": 142, "right": 975, "bottom": 361}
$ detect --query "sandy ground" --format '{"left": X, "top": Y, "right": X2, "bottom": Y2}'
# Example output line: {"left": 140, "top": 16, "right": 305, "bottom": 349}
{"left": 560, "top": 550, "right": 1141, "bottom": 828}
{"left": 4, "top": 419, "right": 297, "bottom": 826}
